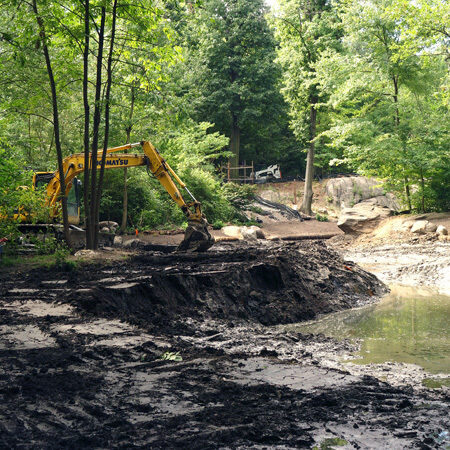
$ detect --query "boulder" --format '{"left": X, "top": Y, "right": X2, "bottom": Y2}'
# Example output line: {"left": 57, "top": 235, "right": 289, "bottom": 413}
{"left": 425, "top": 222, "right": 437, "bottom": 233}
{"left": 74, "top": 249, "right": 99, "bottom": 259}
{"left": 410, "top": 220, "right": 429, "bottom": 234}
{"left": 401, "top": 220, "right": 415, "bottom": 232}
{"left": 436, "top": 225, "right": 448, "bottom": 236}
{"left": 113, "top": 236, "right": 123, "bottom": 246}
{"left": 221, "top": 225, "right": 265, "bottom": 241}
{"left": 100, "top": 227, "right": 110, "bottom": 233}
{"left": 99, "top": 221, "right": 119, "bottom": 230}
{"left": 249, "top": 225, "right": 265, "bottom": 239}
{"left": 337, "top": 199, "right": 392, "bottom": 234}
{"left": 240, "top": 227, "right": 258, "bottom": 241}
{"left": 221, "top": 226, "right": 243, "bottom": 240}
{"left": 123, "top": 238, "right": 142, "bottom": 248}
{"left": 326, "top": 176, "right": 399, "bottom": 211}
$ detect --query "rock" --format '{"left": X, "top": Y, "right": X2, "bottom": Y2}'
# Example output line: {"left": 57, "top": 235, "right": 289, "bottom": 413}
{"left": 337, "top": 199, "right": 392, "bottom": 234}
{"left": 411, "top": 220, "right": 430, "bottom": 234}
{"left": 101, "top": 227, "right": 110, "bottom": 233}
{"left": 113, "top": 236, "right": 123, "bottom": 246}
{"left": 425, "top": 222, "right": 437, "bottom": 233}
{"left": 326, "top": 176, "right": 400, "bottom": 211}
{"left": 123, "top": 238, "right": 142, "bottom": 248}
{"left": 401, "top": 220, "right": 415, "bottom": 232}
{"left": 436, "top": 225, "right": 448, "bottom": 236}
{"left": 249, "top": 225, "right": 265, "bottom": 239}
{"left": 99, "top": 221, "right": 119, "bottom": 230}
{"left": 222, "top": 226, "right": 243, "bottom": 240}
{"left": 74, "top": 249, "right": 99, "bottom": 258}
{"left": 240, "top": 227, "right": 258, "bottom": 241}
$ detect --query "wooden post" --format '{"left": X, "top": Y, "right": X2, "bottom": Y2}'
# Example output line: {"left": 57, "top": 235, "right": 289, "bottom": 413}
{"left": 252, "top": 161, "right": 255, "bottom": 183}
{"left": 243, "top": 160, "right": 246, "bottom": 184}
{"left": 227, "top": 161, "right": 230, "bottom": 182}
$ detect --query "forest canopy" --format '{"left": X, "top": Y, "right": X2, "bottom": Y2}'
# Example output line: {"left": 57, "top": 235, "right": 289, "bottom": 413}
{"left": 0, "top": 0, "right": 448, "bottom": 243}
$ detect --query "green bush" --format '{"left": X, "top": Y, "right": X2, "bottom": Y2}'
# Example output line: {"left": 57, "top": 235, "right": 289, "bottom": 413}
{"left": 316, "top": 213, "right": 329, "bottom": 222}
{"left": 97, "top": 123, "right": 257, "bottom": 231}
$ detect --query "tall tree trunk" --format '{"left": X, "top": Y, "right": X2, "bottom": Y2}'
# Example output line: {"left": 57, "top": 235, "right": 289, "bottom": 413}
{"left": 300, "top": 103, "right": 316, "bottom": 216}
{"left": 393, "top": 76, "right": 412, "bottom": 212}
{"left": 121, "top": 84, "right": 136, "bottom": 233}
{"left": 230, "top": 112, "right": 240, "bottom": 178}
{"left": 88, "top": 7, "right": 106, "bottom": 249}
{"left": 83, "top": 0, "right": 91, "bottom": 248}
{"left": 94, "top": 0, "right": 117, "bottom": 249}
{"left": 420, "top": 167, "right": 425, "bottom": 213}
{"left": 32, "top": 0, "right": 70, "bottom": 246}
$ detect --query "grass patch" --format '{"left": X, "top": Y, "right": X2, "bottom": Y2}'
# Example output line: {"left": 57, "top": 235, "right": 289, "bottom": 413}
{"left": 313, "top": 437, "right": 348, "bottom": 450}
{"left": 422, "top": 378, "right": 450, "bottom": 389}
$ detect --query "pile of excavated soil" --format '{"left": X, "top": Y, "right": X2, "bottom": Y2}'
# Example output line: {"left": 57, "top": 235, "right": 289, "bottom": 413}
{"left": 42, "top": 241, "right": 387, "bottom": 330}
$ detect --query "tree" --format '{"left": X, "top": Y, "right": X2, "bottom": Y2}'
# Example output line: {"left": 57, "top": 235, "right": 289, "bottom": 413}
{"left": 315, "top": 0, "right": 449, "bottom": 211}
{"left": 183, "top": 0, "right": 288, "bottom": 173}
{"left": 275, "top": 0, "right": 342, "bottom": 215}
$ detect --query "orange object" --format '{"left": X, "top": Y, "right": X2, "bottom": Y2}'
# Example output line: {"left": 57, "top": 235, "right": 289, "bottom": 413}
{"left": 135, "top": 229, "right": 139, "bottom": 236}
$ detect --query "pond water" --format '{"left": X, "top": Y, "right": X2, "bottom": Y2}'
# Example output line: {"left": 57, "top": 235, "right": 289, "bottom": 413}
{"left": 288, "top": 285, "right": 450, "bottom": 374}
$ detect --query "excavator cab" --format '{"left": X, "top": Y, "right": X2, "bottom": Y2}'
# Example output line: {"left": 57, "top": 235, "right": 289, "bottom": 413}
{"left": 33, "top": 173, "right": 81, "bottom": 225}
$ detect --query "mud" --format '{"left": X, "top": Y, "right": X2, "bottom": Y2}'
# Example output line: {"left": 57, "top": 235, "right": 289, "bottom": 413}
{"left": 0, "top": 241, "right": 449, "bottom": 448}
{"left": 341, "top": 241, "right": 450, "bottom": 296}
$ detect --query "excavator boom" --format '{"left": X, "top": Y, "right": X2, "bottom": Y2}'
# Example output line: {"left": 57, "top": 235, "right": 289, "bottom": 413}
{"left": 36, "top": 141, "right": 214, "bottom": 252}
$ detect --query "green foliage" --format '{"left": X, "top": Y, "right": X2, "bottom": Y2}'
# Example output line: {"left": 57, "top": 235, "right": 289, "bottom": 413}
{"left": 179, "top": 0, "right": 297, "bottom": 169}
{"left": 159, "top": 351, "right": 182, "bottom": 362}
{"left": 314, "top": 0, "right": 449, "bottom": 212}
{"left": 315, "top": 213, "right": 328, "bottom": 222}
{"left": 313, "top": 437, "right": 348, "bottom": 450}
{"left": 212, "top": 220, "right": 225, "bottom": 230}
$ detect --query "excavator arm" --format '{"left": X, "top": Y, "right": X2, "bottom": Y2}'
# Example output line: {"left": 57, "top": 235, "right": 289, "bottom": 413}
{"left": 39, "top": 140, "right": 214, "bottom": 251}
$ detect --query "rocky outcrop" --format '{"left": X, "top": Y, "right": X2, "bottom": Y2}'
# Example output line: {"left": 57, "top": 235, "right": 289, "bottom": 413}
{"left": 327, "top": 177, "right": 400, "bottom": 234}
{"left": 326, "top": 176, "right": 399, "bottom": 211}
{"left": 337, "top": 199, "right": 392, "bottom": 234}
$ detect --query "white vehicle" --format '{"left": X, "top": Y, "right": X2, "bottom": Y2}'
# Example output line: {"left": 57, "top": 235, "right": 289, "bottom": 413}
{"left": 254, "top": 164, "right": 282, "bottom": 183}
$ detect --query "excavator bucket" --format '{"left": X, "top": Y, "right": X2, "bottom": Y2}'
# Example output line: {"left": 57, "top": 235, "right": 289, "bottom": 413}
{"left": 177, "top": 219, "right": 215, "bottom": 252}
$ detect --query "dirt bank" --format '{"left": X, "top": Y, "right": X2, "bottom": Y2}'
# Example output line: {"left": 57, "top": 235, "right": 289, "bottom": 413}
{"left": 1, "top": 241, "right": 449, "bottom": 448}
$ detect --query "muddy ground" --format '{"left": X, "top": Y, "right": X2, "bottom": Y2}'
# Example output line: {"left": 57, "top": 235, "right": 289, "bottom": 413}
{"left": 0, "top": 241, "right": 449, "bottom": 448}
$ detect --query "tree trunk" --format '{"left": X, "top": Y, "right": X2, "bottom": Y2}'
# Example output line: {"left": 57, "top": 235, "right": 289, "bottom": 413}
{"left": 230, "top": 113, "right": 240, "bottom": 179}
{"left": 300, "top": 103, "right": 316, "bottom": 216}
{"left": 32, "top": 0, "right": 70, "bottom": 246}
{"left": 420, "top": 168, "right": 425, "bottom": 213}
{"left": 82, "top": 0, "right": 91, "bottom": 248}
{"left": 121, "top": 84, "right": 136, "bottom": 233}
{"left": 93, "top": 0, "right": 117, "bottom": 249}
{"left": 88, "top": 7, "right": 106, "bottom": 249}
{"left": 393, "top": 75, "right": 412, "bottom": 212}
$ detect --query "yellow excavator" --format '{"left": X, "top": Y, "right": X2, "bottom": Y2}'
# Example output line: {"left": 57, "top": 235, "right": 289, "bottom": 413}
{"left": 27, "top": 140, "right": 214, "bottom": 251}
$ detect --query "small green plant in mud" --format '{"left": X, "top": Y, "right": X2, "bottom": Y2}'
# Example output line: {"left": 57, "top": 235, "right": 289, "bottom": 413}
{"left": 422, "top": 378, "right": 450, "bottom": 389}
{"left": 315, "top": 213, "right": 329, "bottom": 222}
{"left": 313, "top": 437, "right": 348, "bottom": 450}
{"left": 159, "top": 351, "right": 183, "bottom": 362}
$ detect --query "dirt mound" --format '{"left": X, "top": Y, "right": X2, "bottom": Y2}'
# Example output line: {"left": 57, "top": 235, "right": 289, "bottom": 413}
{"left": 50, "top": 241, "right": 386, "bottom": 331}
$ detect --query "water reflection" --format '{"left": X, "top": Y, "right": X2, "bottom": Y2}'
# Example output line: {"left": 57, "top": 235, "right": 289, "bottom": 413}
{"left": 287, "top": 286, "right": 450, "bottom": 374}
